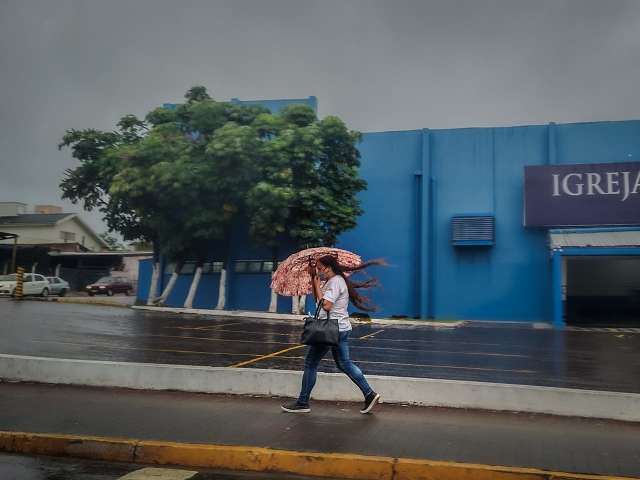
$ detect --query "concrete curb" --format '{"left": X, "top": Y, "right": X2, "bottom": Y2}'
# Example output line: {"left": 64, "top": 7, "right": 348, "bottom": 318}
{"left": 1, "top": 354, "right": 639, "bottom": 422}
{"left": 131, "top": 305, "right": 464, "bottom": 327}
{"left": 0, "top": 431, "right": 633, "bottom": 480}
{"left": 56, "top": 297, "right": 132, "bottom": 308}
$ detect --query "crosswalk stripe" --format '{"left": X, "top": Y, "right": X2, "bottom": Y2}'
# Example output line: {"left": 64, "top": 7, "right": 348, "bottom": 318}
{"left": 118, "top": 467, "right": 199, "bottom": 479}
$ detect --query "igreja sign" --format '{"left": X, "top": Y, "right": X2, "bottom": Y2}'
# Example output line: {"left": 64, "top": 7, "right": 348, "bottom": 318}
{"left": 524, "top": 161, "right": 640, "bottom": 227}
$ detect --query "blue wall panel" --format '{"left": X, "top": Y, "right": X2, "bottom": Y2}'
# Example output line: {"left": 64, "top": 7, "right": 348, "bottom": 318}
{"left": 136, "top": 258, "right": 152, "bottom": 303}
{"left": 338, "top": 130, "right": 422, "bottom": 317}
{"left": 556, "top": 120, "right": 640, "bottom": 165}
{"left": 229, "top": 274, "right": 273, "bottom": 311}
{"left": 430, "top": 128, "right": 496, "bottom": 320}
{"left": 490, "top": 125, "right": 551, "bottom": 321}
{"left": 164, "top": 273, "right": 192, "bottom": 307}
{"left": 190, "top": 273, "right": 221, "bottom": 310}
{"left": 231, "top": 96, "right": 317, "bottom": 114}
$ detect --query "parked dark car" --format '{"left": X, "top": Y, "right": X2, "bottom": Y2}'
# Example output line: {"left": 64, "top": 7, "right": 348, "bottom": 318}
{"left": 86, "top": 276, "right": 133, "bottom": 296}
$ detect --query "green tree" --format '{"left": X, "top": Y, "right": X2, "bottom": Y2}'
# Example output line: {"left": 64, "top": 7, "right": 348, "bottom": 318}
{"left": 245, "top": 105, "right": 366, "bottom": 313}
{"left": 60, "top": 87, "right": 367, "bottom": 312}
{"left": 59, "top": 115, "right": 164, "bottom": 303}
{"left": 99, "top": 232, "right": 125, "bottom": 251}
{"left": 108, "top": 87, "right": 268, "bottom": 307}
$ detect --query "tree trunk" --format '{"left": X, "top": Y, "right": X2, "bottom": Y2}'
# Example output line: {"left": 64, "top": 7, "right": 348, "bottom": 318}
{"left": 291, "top": 295, "right": 299, "bottom": 314}
{"left": 184, "top": 264, "right": 203, "bottom": 309}
{"left": 147, "top": 240, "right": 161, "bottom": 305}
{"left": 268, "top": 246, "right": 278, "bottom": 313}
{"left": 298, "top": 294, "right": 307, "bottom": 315}
{"left": 269, "top": 284, "right": 278, "bottom": 313}
{"left": 146, "top": 261, "right": 160, "bottom": 305}
{"left": 215, "top": 266, "right": 227, "bottom": 310}
{"left": 155, "top": 260, "right": 183, "bottom": 305}
{"left": 216, "top": 229, "right": 232, "bottom": 311}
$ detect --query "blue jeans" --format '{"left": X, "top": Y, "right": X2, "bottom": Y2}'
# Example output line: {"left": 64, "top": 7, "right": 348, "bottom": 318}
{"left": 297, "top": 330, "right": 373, "bottom": 405}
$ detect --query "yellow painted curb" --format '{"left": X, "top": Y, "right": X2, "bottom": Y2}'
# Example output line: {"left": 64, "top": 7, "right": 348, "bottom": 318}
{"left": 0, "top": 431, "right": 136, "bottom": 462}
{"left": 136, "top": 441, "right": 394, "bottom": 480}
{"left": 0, "top": 432, "right": 635, "bottom": 480}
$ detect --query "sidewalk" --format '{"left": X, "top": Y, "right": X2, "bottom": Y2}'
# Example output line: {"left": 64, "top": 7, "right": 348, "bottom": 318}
{"left": 0, "top": 382, "right": 638, "bottom": 479}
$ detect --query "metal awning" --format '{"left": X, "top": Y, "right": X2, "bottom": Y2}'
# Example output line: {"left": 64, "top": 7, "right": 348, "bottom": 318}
{"left": 550, "top": 228, "right": 640, "bottom": 249}
{"left": 48, "top": 251, "right": 152, "bottom": 257}
{"left": 0, "top": 232, "right": 18, "bottom": 241}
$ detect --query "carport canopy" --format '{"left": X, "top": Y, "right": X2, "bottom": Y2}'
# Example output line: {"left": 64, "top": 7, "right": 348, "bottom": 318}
{"left": 550, "top": 227, "right": 640, "bottom": 249}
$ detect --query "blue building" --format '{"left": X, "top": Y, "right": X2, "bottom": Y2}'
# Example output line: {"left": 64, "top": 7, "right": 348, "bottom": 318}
{"left": 138, "top": 97, "right": 640, "bottom": 327}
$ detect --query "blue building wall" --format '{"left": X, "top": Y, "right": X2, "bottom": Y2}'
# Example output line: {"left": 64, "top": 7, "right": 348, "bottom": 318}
{"left": 137, "top": 258, "right": 152, "bottom": 302}
{"left": 231, "top": 96, "right": 317, "bottom": 114}
{"left": 340, "top": 121, "right": 640, "bottom": 321}
{"left": 137, "top": 96, "right": 640, "bottom": 321}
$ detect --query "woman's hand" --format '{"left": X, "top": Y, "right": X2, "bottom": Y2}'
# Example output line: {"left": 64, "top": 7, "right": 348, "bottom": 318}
{"left": 307, "top": 260, "right": 317, "bottom": 278}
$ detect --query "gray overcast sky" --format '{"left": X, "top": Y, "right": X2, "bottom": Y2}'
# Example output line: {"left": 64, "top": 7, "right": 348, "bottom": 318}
{"left": 1, "top": 0, "right": 640, "bottom": 233}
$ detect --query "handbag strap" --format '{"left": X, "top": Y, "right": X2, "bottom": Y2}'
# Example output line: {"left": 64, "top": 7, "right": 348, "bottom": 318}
{"left": 313, "top": 299, "right": 331, "bottom": 320}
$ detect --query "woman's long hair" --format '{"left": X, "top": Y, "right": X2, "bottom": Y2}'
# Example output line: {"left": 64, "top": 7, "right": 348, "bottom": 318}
{"left": 317, "top": 255, "right": 385, "bottom": 312}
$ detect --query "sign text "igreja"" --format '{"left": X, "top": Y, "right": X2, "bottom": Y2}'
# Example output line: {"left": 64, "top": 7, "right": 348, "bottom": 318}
{"left": 552, "top": 170, "right": 640, "bottom": 201}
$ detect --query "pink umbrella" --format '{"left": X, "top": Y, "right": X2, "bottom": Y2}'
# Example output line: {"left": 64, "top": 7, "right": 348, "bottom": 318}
{"left": 271, "top": 247, "right": 362, "bottom": 296}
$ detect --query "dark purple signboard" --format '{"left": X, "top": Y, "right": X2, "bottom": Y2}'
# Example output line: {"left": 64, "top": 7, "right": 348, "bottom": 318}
{"left": 524, "top": 161, "right": 640, "bottom": 227}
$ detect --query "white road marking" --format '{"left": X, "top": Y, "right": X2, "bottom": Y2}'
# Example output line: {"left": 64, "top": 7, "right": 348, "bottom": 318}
{"left": 118, "top": 467, "right": 199, "bottom": 479}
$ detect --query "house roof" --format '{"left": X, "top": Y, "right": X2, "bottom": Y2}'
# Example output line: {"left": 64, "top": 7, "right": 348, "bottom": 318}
{"left": 0, "top": 213, "right": 109, "bottom": 249}
{"left": 0, "top": 213, "right": 74, "bottom": 226}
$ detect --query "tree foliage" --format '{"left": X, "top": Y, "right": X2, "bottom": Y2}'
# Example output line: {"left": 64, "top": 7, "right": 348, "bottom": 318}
{"left": 59, "top": 86, "right": 367, "bottom": 274}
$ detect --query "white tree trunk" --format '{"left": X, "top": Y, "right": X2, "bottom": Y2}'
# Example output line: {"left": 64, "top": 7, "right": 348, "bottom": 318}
{"left": 268, "top": 288, "right": 278, "bottom": 313}
{"left": 146, "top": 262, "right": 160, "bottom": 305}
{"left": 215, "top": 267, "right": 227, "bottom": 310}
{"left": 291, "top": 295, "right": 299, "bottom": 314}
{"left": 298, "top": 294, "right": 307, "bottom": 315}
{"left": 156, "top": 271, "right": 178, "bottom": 305}
{"left": 31, "top": 262, "right": 38, "bottom": 274}
{"left": 55, "top": 264, "right": 61, "bottom": 277}
{"left": 184, "top": 266, "right": 202, "bottom": 309}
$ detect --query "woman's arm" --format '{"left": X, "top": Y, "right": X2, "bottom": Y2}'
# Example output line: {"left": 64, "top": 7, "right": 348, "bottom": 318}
{"left": 308, "top": 262, "right": 333, "bottom": 311}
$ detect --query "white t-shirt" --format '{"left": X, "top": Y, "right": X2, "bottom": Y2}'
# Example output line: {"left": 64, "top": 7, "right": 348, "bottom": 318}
{"left": 318, "top": 275, "right": 351, "bottom": 332}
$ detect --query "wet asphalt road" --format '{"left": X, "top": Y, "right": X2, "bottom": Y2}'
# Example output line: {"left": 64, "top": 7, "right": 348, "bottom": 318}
{"left": 0, "top": 452, "right": 336, "bottom": 480}
{"left": 1, "top": 298, "right": 640, "bottom": 392}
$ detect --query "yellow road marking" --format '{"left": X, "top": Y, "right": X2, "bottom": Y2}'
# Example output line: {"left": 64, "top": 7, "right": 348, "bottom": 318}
{"left": 144, "top": 334, "right": 298, "bottom": 346}
{"left": 29, "top": 339, "right": 258, "bottom": 359}
{"left": 33, "top": 335, "right": 537, "bottom": 373}
{"left": 358, "top": 329, "right": 385, "bottom": 340}
{"left": 276, "top": 355, "right": 538, "bottom": 374}
{"left": 351, "top": 344, "right": 528, "bottom": 357}
{"left": 229, "top": 344, "right": 305, "bottom": 368}
{"left": 201, "top": 326, "right": 540, "bottom": 350}
{"left": 164, "top": 321, "right": 246, "bottom": 331}
{"left": 144, "top": 331, "right": 530, "bottom": 358}
{"left": 29, "top": 332, "right": 529, "bottom": 362}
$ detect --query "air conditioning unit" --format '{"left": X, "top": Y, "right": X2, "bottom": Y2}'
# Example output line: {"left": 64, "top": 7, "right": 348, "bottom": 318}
{"left": 451, "top": 215, "right": 495, "bottom": 247}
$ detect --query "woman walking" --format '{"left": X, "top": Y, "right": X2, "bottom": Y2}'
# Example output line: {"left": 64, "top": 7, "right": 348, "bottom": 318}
{"left": 281, "top": 255, "right": 383, "bottom": 414}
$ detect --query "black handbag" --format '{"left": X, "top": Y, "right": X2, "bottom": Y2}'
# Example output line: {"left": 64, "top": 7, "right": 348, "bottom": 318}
{"left": 301, "top": 300, "right": 340, "bottom": 346}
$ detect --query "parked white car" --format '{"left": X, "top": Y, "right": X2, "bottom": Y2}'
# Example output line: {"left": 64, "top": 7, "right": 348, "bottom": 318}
{"left": 46, "top": 276, "right": 70, "bottom": 297}
{"left": 0, "top": 273, "right": 52, "bottom": 297}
